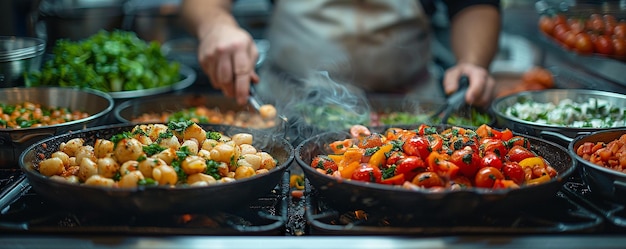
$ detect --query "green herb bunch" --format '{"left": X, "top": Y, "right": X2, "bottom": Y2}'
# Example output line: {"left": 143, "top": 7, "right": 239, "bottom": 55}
{"left": 24, "top": 30, "right": 180, "bottom": 92}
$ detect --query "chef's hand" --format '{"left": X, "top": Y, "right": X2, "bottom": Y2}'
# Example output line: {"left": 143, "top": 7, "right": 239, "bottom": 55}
{"left": 197, "top": 24, "right": 259, "bottom": 105}
{"left": 443, "top": 63, "right": 495, "bottom": 107}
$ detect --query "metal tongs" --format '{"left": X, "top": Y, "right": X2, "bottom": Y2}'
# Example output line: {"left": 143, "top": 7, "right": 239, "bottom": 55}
{"left": 248, "top": 84, "right": 263, "bottom": 111}
{"left": 432, "top": 75, "right": 470, "bottom": 124}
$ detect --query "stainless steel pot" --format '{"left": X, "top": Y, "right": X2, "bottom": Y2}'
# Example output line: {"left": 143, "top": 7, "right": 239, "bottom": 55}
{"left": 0, "top": 87, "right": 114, "bottom": 167}
{"left": 491, "top": 89, "right": 626, "bottom": 147}
{"left": 0, "top": 36, "right": 45, "bottom": 87}
{"left": 569, "top": 128, "right": 626, "bottom": 204}
{"left": 37, "top": 0, "right": 126, "bottom": 49}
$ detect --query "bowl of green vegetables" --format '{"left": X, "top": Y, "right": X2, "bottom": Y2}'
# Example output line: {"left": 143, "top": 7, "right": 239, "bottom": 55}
{"left": 24, "top": 30, "right": 195, "bottom": 99}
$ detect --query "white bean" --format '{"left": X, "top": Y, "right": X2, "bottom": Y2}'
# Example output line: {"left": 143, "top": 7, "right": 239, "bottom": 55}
{"left": 235, "top": 165, "right": 255, "bottom": 179}
{"left": 155, "top": 148, "right": 177, "bottom": 165}
{"left": 39, "top": 157, "right": 65, "bottom": 177}
{"left": 94, "top": 139, "right": 114, "bottom": 158}
{"left": 78, "top": 157, "right": 98, "bottom": 182}
{"left": 152, "top": 165, "right": 177, "bottom": 185}
{"left": 239, "top": 144, "right": 257, "bottom": 155}
{"left": 84, "top": 175, "right": 115, "bottom": 187}
{"left": 97, "top": 157, "right": 120, "bottom": 178}
{"left": 181, "top": 139, "right": 199, "bottom": 155}
{"left": 186, "top": 173, "right": 217, "bottom": 186}
{"left": 159, "top": 136, "right": 180, "bottom": 150}
{"left": 232, "top": 133, "right": 253, "bottom": 145}
{"left": 138, "top": 158, "right": 166, "bottom": 178}
{"left": 120, "top": 160, "right": 139, "bottom": 176}
{"left": 114, "top": 138, "right": 144, "bottom": 163}
{"left": 257, "top": 151, "right": 277, "bottom": 170}
{"left": 181, "top": 155, "right": 207, "bottom": 175}
{"left": 118, "top": 171, "right": 144, "bottom": 188}
{"left": 51, "top": 151, "right": 70, "bottom": 168}
{"left": 60, "top": 138, "right": 84, "bottom": 157}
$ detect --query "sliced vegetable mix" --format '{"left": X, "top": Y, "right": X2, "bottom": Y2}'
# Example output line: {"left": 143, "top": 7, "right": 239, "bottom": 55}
{"left": 0, "top": 102, "right": 89, "bottom": 129}
{"left": 309, "top": 124, "right": 558, "bottom": 190}
{"left": 24, "top": 30, "right": 180, "bottom": 92}
{"left": 504, "top": 97, "right": 626, "bottom": 128}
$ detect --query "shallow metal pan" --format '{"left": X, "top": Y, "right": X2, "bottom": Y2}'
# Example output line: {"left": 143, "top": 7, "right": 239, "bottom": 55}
{"left": 19, "top": 123, "right": 294, "bottom": 215}
{"left": 491, "top": 89, "right": 626, "bottom": 147}
{"left": 295, "top": 124, "right": 576, "bottom": 218}
{"left": 0, "top": 87, "right": 114, "bottom": 167}
{"left": 569, "top": 128, "right": 626, "bottom": 204}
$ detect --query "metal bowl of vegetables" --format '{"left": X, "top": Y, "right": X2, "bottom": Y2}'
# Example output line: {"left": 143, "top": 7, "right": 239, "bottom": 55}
{"left": 491, "top": 89, "right": 626, "bottom": 147}
{"left": 114, "top": 92, "right": 282, "bottom": 130}
{"left": 24, "top": 30, "right": 196, "bottom": 99}
{"left": 368, "top": 94, "right": 494, "bottom": 127}
{"left": 0, "top": 87, "right": 114, "bottom": 167}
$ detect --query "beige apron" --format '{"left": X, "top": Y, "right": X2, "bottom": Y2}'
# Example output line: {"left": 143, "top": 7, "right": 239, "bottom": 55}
{"left": 256, "top": 0, "right": 444, "bottom": 104}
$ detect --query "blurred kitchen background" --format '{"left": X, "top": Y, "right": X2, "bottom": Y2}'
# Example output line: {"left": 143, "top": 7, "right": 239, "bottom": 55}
{"left": 1, "top": 0, "right": 624, "bottom": 93}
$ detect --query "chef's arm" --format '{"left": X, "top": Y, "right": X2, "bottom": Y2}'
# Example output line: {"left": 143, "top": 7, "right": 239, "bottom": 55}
{"left": 449, "top": 3, "right": 501, "bottom": 69}
{"left": 181, "top": 0, "right": 237, "bottom": 39}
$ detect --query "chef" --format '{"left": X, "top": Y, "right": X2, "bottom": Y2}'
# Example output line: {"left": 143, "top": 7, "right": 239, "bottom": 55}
{"left": 181, "top": 0, "right": 501, "bottom": 107}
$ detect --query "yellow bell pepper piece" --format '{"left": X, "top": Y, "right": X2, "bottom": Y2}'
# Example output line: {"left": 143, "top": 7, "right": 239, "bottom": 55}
{"left": 328, "top": 154, "right": 343, "bottom": 164}
{"left": 341, "top": 147, "right": 364, "bottom": 166}
{"left": 518, "top": 156, "right": 545, "bottom": 168}
{"left": 368, "top": 144, "right": 393, "bottom": 168}
{"left": 340, "top": 161, "right": 361, "bottom": 179}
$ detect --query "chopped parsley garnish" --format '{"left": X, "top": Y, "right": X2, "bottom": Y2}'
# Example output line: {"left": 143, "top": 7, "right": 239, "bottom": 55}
{"left": 143, "top": 143, "right": 166, "bottom": 157}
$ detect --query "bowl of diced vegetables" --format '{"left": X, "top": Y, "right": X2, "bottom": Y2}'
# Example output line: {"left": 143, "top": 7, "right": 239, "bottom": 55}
{"left": 0, "top": 87, "right": 114, "bottom": 167}
{"left": 23, "top": 30, "right": 196, "bottom": 99}
{"left": 491, "top": 89, "right": 626, "bottom": 147}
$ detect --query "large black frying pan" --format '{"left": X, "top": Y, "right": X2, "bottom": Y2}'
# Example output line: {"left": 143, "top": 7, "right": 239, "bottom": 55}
{"left": 569, "top": 128, "right": 626, "bottom": 204}
{"left": 295, "top": 124, "right": 576, "bottom": 218}
{"left": 19, "top": 123, "right": 294, "bottom": 215}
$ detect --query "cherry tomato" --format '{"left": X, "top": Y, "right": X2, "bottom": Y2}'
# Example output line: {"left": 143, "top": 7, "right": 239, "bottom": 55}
{"left": 449, "top": 148, "right": 480, "bottom": 178}
{"left": 614, "top": 22, "right": 626, "bottom": 39}
{"left": 594, "top": 35, "right": 614, "bottom": 55}
{"left": 412, "top": 171, "right": 444, "bottom": 188}
{"left": 588, "top": 14, "right": 605, "bottom": 33}
{"left": 603, "top": 14, "right": 617, "bottom": 36}
{"left": 506, "top": 145, "right": 536, "bottom": 162}
{"left": 402, "top": 135, "right": 430, "bottom": 159}
{"left": 480, "top": 151, "right": 503, "bottom": 170}
{"left": 351, "top": 163, "right": 382, "bottom": 183}
{"left": 502, "top": 161, "right": 525, "bottom": 185}
{"left": 479, "top": 138, "right": 508, "bottom": 158}
{"left": 574, "top": 32, "right": 594, "bottom": 54}
{"left": 500, "top": 129, "right": 514, "bottom": 141}
{"left": 612, "top": 38, "right": 626, "bottom": 57}
{"left": 561, "top": 30, "right": 578, "bottom": 49}
{"left": 433, "top": 160, "right": 459, "bottom": 179}
{"left": 568, "top": 18, "right": 585, "bottom": 34}
{"left": 395, "top": 156, "right": 427, "bottom": 182}
{"left": 380, "top": 173, "right": 406, "bottom": 185}
{"left": 539, "top": 15, "right": 555, "bottom": 35}
{"left": 474, "top": 166, "right": 504, "bottom": 189}
{"left": 426, "top": 134, "right": 444, "bottom": 153}
{"left": 450, "top": 175, "right": 472, "bottom": 189}
{"left": 553, "top": 14, "right": 568, "bottom": 27}
{"left": 505, "top": 136, "right": 530, "bottom": 150}
{"left": 552, "top": 23, "right": 570, "bottom": 46}
{"left": 310, "top": 155, "right": 339, "bottom": 173}
{"left": 385, "top": 150, "right": 405, "bottom": 167}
